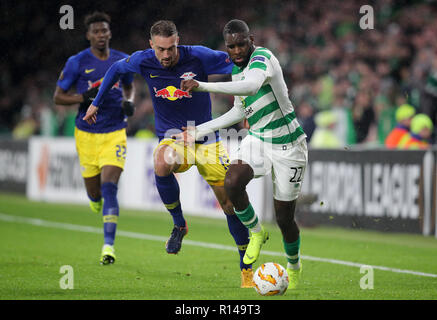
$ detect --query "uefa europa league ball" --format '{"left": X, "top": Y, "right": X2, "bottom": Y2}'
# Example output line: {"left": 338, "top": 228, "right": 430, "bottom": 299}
{"left": 253, "top": 262, "right": 289, "bottom": 296}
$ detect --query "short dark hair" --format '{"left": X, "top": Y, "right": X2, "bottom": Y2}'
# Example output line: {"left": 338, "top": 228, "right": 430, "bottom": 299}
{"left": 223, "top": 19, "right": 250, "bottom": 37}
{"left": 84, "top": 11, "right": 111, "bottom": 30}
{"left": 150, "top": 20, "right": 178, "bottom": 38}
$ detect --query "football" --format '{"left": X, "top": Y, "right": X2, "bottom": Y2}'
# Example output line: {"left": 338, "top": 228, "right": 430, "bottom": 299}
{"left": 253, "top": 262, "right": 289, "bottom": 296}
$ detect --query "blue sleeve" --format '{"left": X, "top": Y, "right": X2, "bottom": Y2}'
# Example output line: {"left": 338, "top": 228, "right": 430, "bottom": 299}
{"left": 121, "top": 72, "right": 134, "bottom": 86}
{"left": 93, "top": 51, "right": 143, "bottom": 107}
{"left": 56, "top": 55, "right": 79, "bottom": 91}
{"left": 119, "top": 52, "right": 135, "bottom": 86}
{"left": 191, "top": 46, "right": 233, "bottom": 75}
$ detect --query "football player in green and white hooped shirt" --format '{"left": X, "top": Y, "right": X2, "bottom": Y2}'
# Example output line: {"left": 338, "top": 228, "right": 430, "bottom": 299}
{"left": 179, "top": 19, "right": 308, "bottom": 289}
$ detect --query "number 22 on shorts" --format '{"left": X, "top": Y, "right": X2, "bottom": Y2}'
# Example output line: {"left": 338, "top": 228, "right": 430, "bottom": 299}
{"left": 289, "top": 166, "right": 304, "bottom": 183}
{"left": 115, "top": 145, "right": 126, "bottom": 160}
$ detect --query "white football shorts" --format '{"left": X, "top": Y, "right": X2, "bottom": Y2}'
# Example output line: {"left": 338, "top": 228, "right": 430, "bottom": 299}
{"left": 232, "top": 134, "right": 308, "bottom": 201}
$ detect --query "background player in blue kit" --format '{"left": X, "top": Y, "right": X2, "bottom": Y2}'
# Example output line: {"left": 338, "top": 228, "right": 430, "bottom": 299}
{"left": 53, "top": 12, "right": 135, "bottom": 265}
{"left": 83, "top": 20, "right": 255, "bottom": 288}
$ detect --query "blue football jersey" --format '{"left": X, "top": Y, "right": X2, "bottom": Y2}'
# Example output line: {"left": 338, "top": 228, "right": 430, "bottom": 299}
{"left": 57, "top": 48, "right": 133, "bottom": 133}
{"left": 92, "top": 45, "right": 233, "bottom": 141}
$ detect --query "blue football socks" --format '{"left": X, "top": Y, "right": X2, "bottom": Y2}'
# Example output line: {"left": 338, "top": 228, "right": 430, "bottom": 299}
{"left": 101, "top": 182, "right": 119, "bottom": 246}
{"left": 226, "top": 213, "right": 252, "bottom": 270}
{"left": 155, "top": 174, "right": 186, "bottom": 228}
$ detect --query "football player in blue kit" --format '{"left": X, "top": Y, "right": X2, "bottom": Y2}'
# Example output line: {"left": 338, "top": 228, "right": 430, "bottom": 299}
{"left": 83, "top": 20, "right": 254, "bottom": 288}
{"left": 53, "top": 12, "right": 135, "bottom": 265}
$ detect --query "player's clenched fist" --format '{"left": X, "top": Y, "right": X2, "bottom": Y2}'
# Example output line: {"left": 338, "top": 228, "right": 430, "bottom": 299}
{"left": 83, "top": 104, "right": 99, "bottom": 125}
{"left": 180, "top": 79, "right": 199, "bottom": 93}
{"left": 172, "top": 126, "right": 196, "bottom": 146}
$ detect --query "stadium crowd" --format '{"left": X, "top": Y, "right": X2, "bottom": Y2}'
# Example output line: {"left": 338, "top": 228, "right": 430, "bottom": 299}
{"left": 2, "top": 0, "right": 437, "bottom": 147}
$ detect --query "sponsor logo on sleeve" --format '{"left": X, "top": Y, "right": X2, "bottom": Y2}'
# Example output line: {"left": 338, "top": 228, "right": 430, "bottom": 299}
{"left": 250, "top": 56, "right": 265, "bottom": 63}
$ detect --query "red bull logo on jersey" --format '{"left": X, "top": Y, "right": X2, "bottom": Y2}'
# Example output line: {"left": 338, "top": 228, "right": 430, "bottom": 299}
{"left": 87, "top": 78, "right": 120, "bottom": 90}
{"left": 154, "top": 86, "right": 192, "bottom": 101}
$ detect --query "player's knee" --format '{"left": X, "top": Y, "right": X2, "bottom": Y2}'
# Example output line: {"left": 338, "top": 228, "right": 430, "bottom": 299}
{"left": 154, "top": 145, "right": 178, "bottom": 176}
{"left": 154, "top": 160, "right": 173, "bottom": 177}
{"left": 224, "top": 172, "right": 245, "bottom": 194}
{"left": 224, "top": 163, "right": 253, "bottom": 194}
{"left": 154, "top": 154, "right": 173, "bottom": 177}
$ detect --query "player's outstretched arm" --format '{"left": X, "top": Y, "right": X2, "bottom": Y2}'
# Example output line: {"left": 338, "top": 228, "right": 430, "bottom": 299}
{"left": 195, "top": 104, "right": 245, "bottom": 140}
{"left": 188, "top": 68, "right": 266, "bottom": 96}
{"left": 173, "top": 105, "right": 244, "bottom": 144}
{"left": 84, "top": 52, "right": 141, "bottom": 123}
{"left": 91, "top": 61, "right": 126, "bottom": 109}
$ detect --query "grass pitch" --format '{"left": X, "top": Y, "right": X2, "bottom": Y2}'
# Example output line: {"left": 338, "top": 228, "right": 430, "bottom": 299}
{"left": 0, "top": 192, "right": 436, "bottom": 300}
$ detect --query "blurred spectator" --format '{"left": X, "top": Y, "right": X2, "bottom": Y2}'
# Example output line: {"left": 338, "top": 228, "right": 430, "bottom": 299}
{"left": 11, "top": 105, "right": 38, "bottom": 139}
{"left": 375, "top": 95, "right": 396, "bottom": 145}
{"left": 384, "top": 103, "right": 415, "bottom": 148}
{"left": 296, "top": 101, "right": 316, "bottom": 142}
{"left": 310, "top": 110, "right": 342, "bottom": 148}
{"left": 398, "top": 113, "right": 433, "bottom": 149}
{"left": 420, "top": 53, "right": 437, "bottom": 141}
{"left": 352, "top": 90, "right": 376, "bottom": 144}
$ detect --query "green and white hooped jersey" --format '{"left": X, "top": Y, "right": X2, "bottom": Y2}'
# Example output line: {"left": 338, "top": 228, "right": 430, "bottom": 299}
{"left": 232, "top": 47, "right": 306, "bottom": 145}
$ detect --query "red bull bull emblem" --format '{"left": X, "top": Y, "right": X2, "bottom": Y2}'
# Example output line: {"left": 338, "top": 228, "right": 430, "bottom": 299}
{"left": 180, "top": 72, "right": 197, "bottom": 80}
{"left": 154, "top": 86, "right": 192, "bottom": 101}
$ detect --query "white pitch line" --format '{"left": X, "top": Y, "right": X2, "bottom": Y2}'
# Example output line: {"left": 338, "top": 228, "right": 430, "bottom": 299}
{"left": 1, "top": 213, "right": 437, "bottom": 279}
